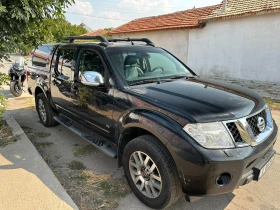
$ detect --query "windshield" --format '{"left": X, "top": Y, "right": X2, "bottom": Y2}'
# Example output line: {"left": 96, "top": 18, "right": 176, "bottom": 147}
{"left": 106, "top": 47, "right": 194, "bottom": 86}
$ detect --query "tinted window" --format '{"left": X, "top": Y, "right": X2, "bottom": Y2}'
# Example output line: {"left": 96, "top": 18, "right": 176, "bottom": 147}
{"left": 55, "top": 48, "right": 76, "bottom": 78}
{"left": 78, "top": 50, "right": 105, "bottom": 80}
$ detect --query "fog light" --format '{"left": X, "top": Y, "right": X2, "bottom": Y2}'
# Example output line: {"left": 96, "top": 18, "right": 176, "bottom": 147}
{"left": 216, "top": 173, "right": 232, "bottom": 186}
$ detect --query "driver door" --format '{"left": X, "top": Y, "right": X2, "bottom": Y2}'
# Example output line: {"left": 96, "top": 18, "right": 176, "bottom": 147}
{"left": 70, "top": 48, "right": 115, "bottom": 140}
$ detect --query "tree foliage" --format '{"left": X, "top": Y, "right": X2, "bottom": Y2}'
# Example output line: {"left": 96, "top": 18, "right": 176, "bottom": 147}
{"left": 0, "top": 73, "right": 10, "bottom": 114}
{"left": 0, "top": 0, "right": 74, "bottom": 60}
{"left": 43, "top": 18, "right": 87, "bottom": 43}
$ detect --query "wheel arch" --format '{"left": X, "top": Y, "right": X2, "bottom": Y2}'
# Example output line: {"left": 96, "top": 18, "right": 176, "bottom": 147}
{"left": 117, "top": 110, "right": 183, "bottom": 168}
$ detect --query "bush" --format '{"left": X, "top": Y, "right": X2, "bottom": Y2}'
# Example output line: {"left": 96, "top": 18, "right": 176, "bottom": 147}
{"left": 0, "top": 72, "right": 9, "bottom": 114}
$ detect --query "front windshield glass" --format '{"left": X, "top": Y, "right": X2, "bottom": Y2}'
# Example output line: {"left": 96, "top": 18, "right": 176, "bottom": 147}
{"left": 106, "top": 47, "right": 194, "bottom": 85}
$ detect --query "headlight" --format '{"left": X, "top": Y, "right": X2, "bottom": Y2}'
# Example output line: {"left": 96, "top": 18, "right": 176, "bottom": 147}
{"left": 183, "top": 122, "right": 235, "bottom": 149}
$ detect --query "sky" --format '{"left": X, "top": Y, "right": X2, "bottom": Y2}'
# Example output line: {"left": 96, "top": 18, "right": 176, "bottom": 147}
{"left": 65, "top": 0, "right": 222, "bottom": 31}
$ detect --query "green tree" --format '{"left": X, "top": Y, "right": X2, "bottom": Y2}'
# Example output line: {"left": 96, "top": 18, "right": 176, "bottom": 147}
{"left": 17, "top": 18, "right": 87, "bottom": 54}
{"left": 0, "top": 73, "right": 9, "bottom": 114}
{"left": 0, "top": 0, "right": 74, "bottom": 61}
{"left": 43, "top": 18, "right": 87, "bottom": 43}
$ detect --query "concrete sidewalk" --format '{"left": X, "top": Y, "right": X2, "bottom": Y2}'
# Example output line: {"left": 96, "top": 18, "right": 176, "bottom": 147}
{"left": 0, "top": 112, "right": 78, "bottom": 210}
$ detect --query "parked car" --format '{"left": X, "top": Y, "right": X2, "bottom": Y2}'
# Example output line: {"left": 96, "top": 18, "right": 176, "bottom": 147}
{"left": 27, "top": 36, "right": 278, "bottom": 209}
{"left": 30, "top": 44, "right": 55, "bottom": 67}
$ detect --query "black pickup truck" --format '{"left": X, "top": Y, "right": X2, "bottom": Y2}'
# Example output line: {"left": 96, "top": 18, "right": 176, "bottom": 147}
{"left": 27, "top": 36, "right": 278, "bottom": 209}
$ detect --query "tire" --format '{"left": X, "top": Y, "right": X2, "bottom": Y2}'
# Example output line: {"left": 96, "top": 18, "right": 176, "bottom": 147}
{"left": 10, "top": 81, "right": 22, "bottom": 97}
{"left": 36, "top": 93, "right": 58, "bottom": 127}
{"left": 123, "top": 135, "right": 182, "bottom": 209}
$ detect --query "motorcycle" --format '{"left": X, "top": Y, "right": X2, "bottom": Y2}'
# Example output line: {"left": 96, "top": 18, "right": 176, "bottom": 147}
{"left": 8, "top": 56, "right": 26, "bottom": 97}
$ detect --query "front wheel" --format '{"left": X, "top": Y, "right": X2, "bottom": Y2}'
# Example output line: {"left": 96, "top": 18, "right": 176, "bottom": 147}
{"left": 123, "top": 135, "right": 182, "bottom": 209}
{"left": 10, "top": 81, "right": 22, "bottom": 97}
{"left": 36, "top": 93, "right": 58, "bottom": 127}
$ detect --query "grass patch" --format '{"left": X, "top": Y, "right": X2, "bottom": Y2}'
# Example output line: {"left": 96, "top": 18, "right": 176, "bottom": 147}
{"left": 21, "top": 126, "right": 32, "bottom": 134}
{"left": 34, "top": 132, "right": 51, "bottom": 138}
{"left": 68, "top": 160, "right": 86, "bottom": 170}
{"left": 0, "top": 117, "right": 18, "bottom": 147}
{"left": 99, "top": 178, "right": 131, "bottom": 198}
{"left": 265, "top": 98, "right": 280, "bottom": 107}
{"left": 66, "top": 169, "right": 130, "bottom": 209}
{"left": 72, "top": 144, "right": 96, "bottom": 157}
{"left": 74, "top": 173, "right": 90, "bottom": 182}
{"left": 34, "top": 142, "right": 53, "bottom": 149}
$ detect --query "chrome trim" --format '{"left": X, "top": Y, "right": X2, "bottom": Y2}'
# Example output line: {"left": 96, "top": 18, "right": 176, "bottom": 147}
{"left": 56, "top": 104, "right": 78, "bottom": 117}
{"left": 223, "top": 105, "right": 273, "bottom": 147}
{"left": 84, "top": 119, "right": 110, "bottom": 133}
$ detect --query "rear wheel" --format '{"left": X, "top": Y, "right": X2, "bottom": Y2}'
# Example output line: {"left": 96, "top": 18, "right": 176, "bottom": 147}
{"left": 10, "top": 81, "right": 22, "bottom": 97}
{"left": 123, "top": 135, "right": 182, "bottom": 209}
{"left": 36, "top": 93, "right": 58, "bottom": 127}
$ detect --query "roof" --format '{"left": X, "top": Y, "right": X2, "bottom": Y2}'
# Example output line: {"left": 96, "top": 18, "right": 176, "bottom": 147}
{"left": 82, "top": 29, "right": 108, "bottom": 36}
{"left": 110, "top": 5, "right": 221, "bottom": 34}
{"left": 201, "top": 0, "right": 280, "bottom": 22}
{"left": 111, "top": 0, "right": 280, "bottom": 34}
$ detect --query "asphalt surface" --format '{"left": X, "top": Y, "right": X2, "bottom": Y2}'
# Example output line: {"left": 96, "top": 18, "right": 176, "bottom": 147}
{"left": 1, "top": 56, "right": 280, "bottom": 210}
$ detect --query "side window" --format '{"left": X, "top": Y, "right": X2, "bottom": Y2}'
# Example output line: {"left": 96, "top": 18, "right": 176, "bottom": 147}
{"left": 78, "top": 50, "right": 105, "bottom": 81}
{"left": 55, "top": 48, "right": 76, "bottom": 78}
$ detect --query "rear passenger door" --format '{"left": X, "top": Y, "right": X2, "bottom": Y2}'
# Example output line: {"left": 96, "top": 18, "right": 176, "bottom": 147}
{"left": 51, "top": 46, "right": 77, "bottom": 118}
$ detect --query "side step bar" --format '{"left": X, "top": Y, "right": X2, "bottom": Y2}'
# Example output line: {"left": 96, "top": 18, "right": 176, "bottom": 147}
{"left": 54, "top": 116, "right": 117, "bottom": 158}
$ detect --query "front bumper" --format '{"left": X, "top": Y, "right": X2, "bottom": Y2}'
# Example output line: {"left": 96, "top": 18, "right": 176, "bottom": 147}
{"left": 169, "top": 121, "right": 278, "bottom": 197}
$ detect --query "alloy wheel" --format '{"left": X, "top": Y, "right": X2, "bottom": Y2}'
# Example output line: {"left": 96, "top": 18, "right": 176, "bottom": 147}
{"left": 129, "top": 151, "right": 162, "bottom": 198}
{"left": 38, "top": 99, "right": 47, "bottom": 123}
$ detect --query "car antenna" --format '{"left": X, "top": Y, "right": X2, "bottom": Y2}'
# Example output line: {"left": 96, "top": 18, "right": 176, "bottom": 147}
{"left": 125, "top": 33, "right": 134, "bottom": 45}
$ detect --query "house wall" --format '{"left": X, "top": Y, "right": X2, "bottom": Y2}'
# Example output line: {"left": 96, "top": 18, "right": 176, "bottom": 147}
{"left": 112, "top": 29, "right": 189, "bottom": 64}
{"left": 188, "top": 13, "right": 280, "bottom": 82}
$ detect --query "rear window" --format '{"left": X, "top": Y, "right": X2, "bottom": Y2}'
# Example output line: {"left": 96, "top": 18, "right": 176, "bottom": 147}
{"left": 38, "top": 45, "right": 54, "bottom": 54}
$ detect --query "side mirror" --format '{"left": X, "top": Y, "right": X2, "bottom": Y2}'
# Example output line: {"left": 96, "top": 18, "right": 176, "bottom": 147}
{"left": 80, "top": 71, "right": 104, "bottom": 86}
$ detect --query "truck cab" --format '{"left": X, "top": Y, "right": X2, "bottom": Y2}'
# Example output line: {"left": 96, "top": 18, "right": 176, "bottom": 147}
{"left": 27, "top": 36, "right": 278, "bottom": 209}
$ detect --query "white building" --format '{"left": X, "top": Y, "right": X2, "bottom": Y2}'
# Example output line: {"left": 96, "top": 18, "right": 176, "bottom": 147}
{"left": 110, "top": 0, "right": 280, "bottom": 82}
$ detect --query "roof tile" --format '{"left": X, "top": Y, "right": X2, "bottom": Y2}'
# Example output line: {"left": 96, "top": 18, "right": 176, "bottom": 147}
{"left": 82, "top": 29, "right": 108, "bottom": 36}
{"left": 110, "top": 5, "right": 221, "bottom": 34}
{"left": 111, "top": 0, "right": 280, "bottom": 34}
{"left": 201, "top": 0, "right": 280, "bottom": 22}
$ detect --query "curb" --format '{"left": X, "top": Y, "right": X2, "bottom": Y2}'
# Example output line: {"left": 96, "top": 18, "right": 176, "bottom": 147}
{"left": 1, "top": 111, "right": 79, "bottom": 210}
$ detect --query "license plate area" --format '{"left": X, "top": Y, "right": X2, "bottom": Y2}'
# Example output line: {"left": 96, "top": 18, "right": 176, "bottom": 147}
{"left": 253, "top": 150, "right": 275, "bottom": 180}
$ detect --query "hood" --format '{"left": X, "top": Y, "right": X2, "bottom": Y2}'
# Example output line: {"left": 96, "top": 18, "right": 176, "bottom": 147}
{"left": 130, "top": 77, "right": 266, "bottom": 123}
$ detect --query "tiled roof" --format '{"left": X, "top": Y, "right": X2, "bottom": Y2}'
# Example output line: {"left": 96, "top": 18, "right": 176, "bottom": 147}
{"left": 201, "top": 0, "right": 280, "bottom": 22}
{"left": 82, "top": 29, "right": 108, "bottom": 36}
{"left": 110, "top": 5, "right": 221, "bottom": 34}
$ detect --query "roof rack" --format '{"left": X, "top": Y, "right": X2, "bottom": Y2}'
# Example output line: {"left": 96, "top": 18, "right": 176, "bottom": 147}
{"left": 63, "top": 36, "right": 109, "bottom": 43}
{"left": 63, "top": 36, "right": 155, "bottom": 47}
{"left": 108, "top": 38, "right": 155, "bottom": 47}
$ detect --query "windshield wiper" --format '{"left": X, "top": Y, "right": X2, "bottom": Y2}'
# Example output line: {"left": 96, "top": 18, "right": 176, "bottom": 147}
{"left": 129, "top": 79, "right": 160, "bottom": 86}
{"left": 169, "top": 75, "right": 196, "bottom": 80}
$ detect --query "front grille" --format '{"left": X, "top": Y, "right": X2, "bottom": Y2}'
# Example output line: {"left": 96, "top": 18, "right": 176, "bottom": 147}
{"left": 246, "top": 110, "right": 267, "bottom": 137}
{"left": 226, "top": 122, "right": 243, "bottom": 143}
{"left": 226, "top": 109, "right": 267, "bottom": 144}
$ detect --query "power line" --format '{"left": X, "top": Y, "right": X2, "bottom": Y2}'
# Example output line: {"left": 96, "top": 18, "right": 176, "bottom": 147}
{"left": 90, "top": 0, "right": 196, "bottom": 9}
{"left": 66, "top": 12, "right": 130, "bottom": 21}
